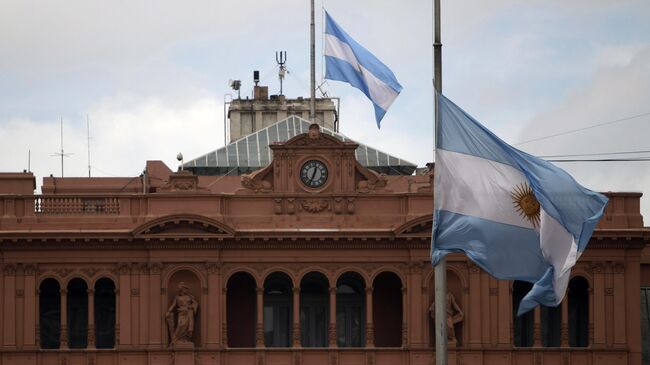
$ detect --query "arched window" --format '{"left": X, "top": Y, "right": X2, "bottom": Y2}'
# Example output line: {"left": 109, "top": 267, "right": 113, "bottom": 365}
{"left": 94, "top": 278, "right": 116, "bottom": 348}
{"left": 67, "top": 278, "right": 88, "bottom": 348}
{"left": 227, "top": 272, "right": 256, "bottom": 347}
{"left": 541, "top": 305, "right": 561, "bottom": 347}
{"left": 336, "top": 272, "right": 365, "bottom": 347}
{"left": 39, "top": 279, "right": 61, "bottom": 349}
{"left": 568, "top": 276, "right": 589, "bottom": 347}
{"left": 512, "top": 280, "right": 534, "bottom": 347}
{"left": 373, "top": 272, "right": 402, "bottom": 347}
{"left": 264, "top": 272, "right": 292, "bottom": 347}
{"left": 300, "top": 272, "right": 329, "bottom": 347}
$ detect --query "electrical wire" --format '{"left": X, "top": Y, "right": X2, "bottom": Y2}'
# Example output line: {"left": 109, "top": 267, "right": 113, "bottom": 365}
{"left": 538, "top": 149, "right": 650, "bottom": 159}
{"left": 513, "top": 111, "right": 650, "bottom": 146}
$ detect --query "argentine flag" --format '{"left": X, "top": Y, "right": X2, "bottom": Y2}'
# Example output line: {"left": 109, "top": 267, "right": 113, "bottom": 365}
{"left": 432, "top": 93, "right": 608, "bottom": 315}
{"left": 324, "top": 11, "right": 402, "bottom": 128}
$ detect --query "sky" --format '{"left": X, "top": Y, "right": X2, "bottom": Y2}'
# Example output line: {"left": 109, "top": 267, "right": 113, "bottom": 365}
{"left": 1, "top": 0, "right": 650, "bottom": 218}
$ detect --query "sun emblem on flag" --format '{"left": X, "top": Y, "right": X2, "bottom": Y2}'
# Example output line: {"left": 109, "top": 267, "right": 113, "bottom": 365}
{"left": 511, "top": 183, "right": 540, "bottom": 227}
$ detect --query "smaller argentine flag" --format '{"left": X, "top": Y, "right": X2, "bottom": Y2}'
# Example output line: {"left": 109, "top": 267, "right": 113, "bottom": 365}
{"left": 324, "top": 10, "right": 402, "bottom": 128}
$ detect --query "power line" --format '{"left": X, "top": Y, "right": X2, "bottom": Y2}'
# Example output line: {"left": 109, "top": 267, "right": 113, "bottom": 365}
{"left": 538, "top": 149, "right": 650, "bottom": 159}
{"left": 513, "top": 111, "right": 650, "bottom": 146}
{"left": 548, "top": 158, "right": 650, "bottom": 162}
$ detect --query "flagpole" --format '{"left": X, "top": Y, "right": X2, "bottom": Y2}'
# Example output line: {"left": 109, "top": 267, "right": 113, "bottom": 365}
{"left": 433, "top": 0, "right": 448, "bottom": 364}
{"left": 310, "top": 0, "right": 316, "bottom": 122}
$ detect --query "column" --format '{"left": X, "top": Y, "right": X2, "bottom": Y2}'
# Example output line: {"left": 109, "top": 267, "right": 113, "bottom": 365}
{"left": 561, "top": 298, "right": 569, "bottom": 347}
{"left": 329, "top": 287, "right": 337, "bottom": 347}
{"left": 468, "top": 262, "right": 482, "bottom": 347}
{"left": 401, "top": 287, "right": 408, "bottom": 347}
{"left": 533, "top": 307, "right": 541, "bottom": 347}
{"left": 87, "top": 288, "right": 95, "bottom": 348}
{"left": 149, "top": 263, "right": 162, "bottom": 347}
{"left": 613, "top": 263, "right": 626, "bottom": 345}
{"left": 256, "top": 287, "right": 264, "bottom": 347}
{"left": 365, "top": 287, "right": 374, "bottom": 347}
{"left": 222, "top": 288, "right": 228, "bottom": 347}
{"left": 292, "top": 287, "right": 301, "bottom": 347}
{"left": 60, "top": 288, "right": 68, "bottom": 349}
{"left": 592, "top": 263, "right": 605, "bottom": 346}
{"left": 117, "top": 263, "right": 131, "bottom": 346}
{"left": 206, "top": 263, "right": 220, "bottom": 347}
{"left": 23, "top": 264, "right": 37, "bottom": 347}
{"left": 3, "top": 264, "right": 16, "bottom": 347}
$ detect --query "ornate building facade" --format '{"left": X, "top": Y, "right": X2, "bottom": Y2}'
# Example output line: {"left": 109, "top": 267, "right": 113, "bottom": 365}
{"left": 0, "top": 124, "right": 648, "bottom": 365}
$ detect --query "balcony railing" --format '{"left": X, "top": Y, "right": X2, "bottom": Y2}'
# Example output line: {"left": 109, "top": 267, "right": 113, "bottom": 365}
{"left": 34, "top": 196, "right": 120, "bottom": 215}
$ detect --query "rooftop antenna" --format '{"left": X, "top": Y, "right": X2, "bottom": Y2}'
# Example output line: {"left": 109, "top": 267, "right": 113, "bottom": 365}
{"left": 51, "top": 117, "right": 73, "bottom": 177}
{"left": 276, "top": 51, "right": 287, "bottom": 95}
{"left": 28, "top": 149, "right": 31, "bottom": 173}
{"left": 87, "top": 114, "right": 92, "bottom": 177}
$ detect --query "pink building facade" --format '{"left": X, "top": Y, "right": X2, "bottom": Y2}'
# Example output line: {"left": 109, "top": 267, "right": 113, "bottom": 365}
{"left": 0, "top": 127, "right": 648, "bottom": 365}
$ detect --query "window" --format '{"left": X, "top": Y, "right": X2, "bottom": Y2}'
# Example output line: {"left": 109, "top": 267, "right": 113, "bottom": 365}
{"left": 39, "top": 279, "right": 61, "bottom": 349}
{"left": 640, "top": 287, "right": 650, "bottom": 364}
{"left": 227, "top": 272, "right": 256, "bottom": 347}
{"left": 541, "top": 305, "right": 561, "bottom": 347}
{"left": 94, "top": 278, "right": 116, "bottom": 348}
{"left": 67, "top": 278, "right": 88, "bottom": 348}
{"left": 373, "top": 272, "right": 403, "bottom": 347}
{"left": 337, "top": 272, "right": 365, "bottom": 347}
{"left": 512, "top": 281, "right": 534, "bottom": 347}
{"left": 568, "top": 276, "right": 589, "bottom": 347}
{"left": 263, "top": 272, "right": 292, "bottom": 347}
{"left": 300, "top": 272, "right": 329, "bottom": 347}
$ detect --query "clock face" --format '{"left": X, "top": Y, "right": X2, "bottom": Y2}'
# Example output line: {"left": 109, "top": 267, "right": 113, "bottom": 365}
{"left": 300, "top": 160, "right": 328, "bottom": 188}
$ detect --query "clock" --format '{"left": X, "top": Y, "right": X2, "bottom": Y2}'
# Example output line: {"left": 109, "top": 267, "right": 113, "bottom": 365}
{"left": 300, "top": 160, "right": 328, "bottom": 188}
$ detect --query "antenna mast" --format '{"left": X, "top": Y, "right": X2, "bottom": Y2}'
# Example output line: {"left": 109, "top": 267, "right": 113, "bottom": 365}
{"left": 51, "top": 117, "right": 73, "bottom": 177}
{"left": 87, "top": 114, "right": 91, "bottom": 177}
{"left": 276, "top": 51, "right": 287, "bottom": 95}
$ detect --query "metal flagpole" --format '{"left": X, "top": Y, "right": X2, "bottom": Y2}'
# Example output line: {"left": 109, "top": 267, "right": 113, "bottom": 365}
{"left": 310, "top": 0, "right": 316, "bottom": 122}
{"left": 433, "top": 0, "right": 447, "bottom": 364}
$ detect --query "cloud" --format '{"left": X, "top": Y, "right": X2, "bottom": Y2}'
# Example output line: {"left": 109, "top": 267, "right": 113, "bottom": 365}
{"left": 0, "top": 89, "right": 223, "bottom": 183}
{"left": 517, "top": 45, "right": 650, "bottom": 218}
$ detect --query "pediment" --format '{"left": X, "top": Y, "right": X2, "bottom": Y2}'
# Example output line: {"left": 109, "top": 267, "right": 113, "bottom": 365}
{"left": 133, "top": 215, "right": 235, "bottom": 237}
{"left": 395, "top": 215, "right": 433, "bottom": 236}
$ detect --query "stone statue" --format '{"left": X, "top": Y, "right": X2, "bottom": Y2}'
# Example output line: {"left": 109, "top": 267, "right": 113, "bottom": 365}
{"left": 166, "top": 282, "right": 199, "bottom": 347}
{"left": 429, "top": 291, "right": 464, "bottom": 346}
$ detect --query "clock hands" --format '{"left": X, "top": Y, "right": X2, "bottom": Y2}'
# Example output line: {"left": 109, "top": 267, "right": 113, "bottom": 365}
{"left": 308, "top": 165, "right": 318, "bottom": 184}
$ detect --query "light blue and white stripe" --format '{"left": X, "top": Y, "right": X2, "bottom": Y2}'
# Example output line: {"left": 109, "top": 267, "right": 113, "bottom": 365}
{"left": 324, "top": 10, "right": 402, "bottom": 128}
{"left": 432, "top": 93, "right": 608, "bottom": 315}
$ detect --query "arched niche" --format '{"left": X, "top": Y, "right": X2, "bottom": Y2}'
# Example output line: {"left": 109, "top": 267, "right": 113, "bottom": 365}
{"left": 94, "top": 277, "right": 116, "bottom": 349}
{"left": 167, "top": 269, "right": 202, "bottom": 347}
{"left": 373, "top": 271, "right": 402, "bottom": 347}
{"left": 428, "top": 268, "right": 464, "bottom": 347}
{"left": 336, "top": 271, "right": 366, "bottom": 347}
{"left": 300, "top": 271, "right": 329, "bottom": 347}
{"left": 67, "top": 278, "right": 88, "bottom": 349}
{"left": 568, "top": 276, "right": 589, "bottom": 347}
{"left": 263, "top": 271, "right": 293, "bottom": 347}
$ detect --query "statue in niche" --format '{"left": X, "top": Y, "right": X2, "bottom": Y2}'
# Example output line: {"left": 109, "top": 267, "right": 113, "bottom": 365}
{"left": 429, "top": 290, "right": 464, "bottom": 346}
{"left": 166, "top": 282, "right": 199, "bottom": 347}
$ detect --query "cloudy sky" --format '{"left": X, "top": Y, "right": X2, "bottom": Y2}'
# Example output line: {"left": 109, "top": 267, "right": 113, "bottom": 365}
{"left": 1, "top": 0, "right": 650, "bottom": 217}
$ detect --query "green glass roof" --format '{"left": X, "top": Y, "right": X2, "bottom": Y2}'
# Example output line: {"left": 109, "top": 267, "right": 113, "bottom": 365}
{"left": 183, "top": 115, "right": 417, "bottom": 176}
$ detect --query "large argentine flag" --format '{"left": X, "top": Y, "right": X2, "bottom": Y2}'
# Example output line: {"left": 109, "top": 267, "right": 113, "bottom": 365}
{"left": 324, "top": 11, "right": 402, "bottom": 128}
{"left": 432, "top": 93, "right": 608, "bottom": 315}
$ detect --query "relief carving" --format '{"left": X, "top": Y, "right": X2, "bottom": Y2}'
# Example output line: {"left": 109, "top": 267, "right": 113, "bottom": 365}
{"left": 241, "top": 174, "right": 272, "bottom": 193}
{"left": 301, "top": 199, "right": 329, "bottom": 213}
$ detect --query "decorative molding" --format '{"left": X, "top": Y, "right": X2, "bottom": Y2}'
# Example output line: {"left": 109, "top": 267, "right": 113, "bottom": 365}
{"left": 3, "top": 263, "right": 17, "bottom": 275}
{"left": 467, "top": 262, "right": 480, "bottom": 274}
{"left": 489, "top": 288, "right": 498, "bottom": 296}
{"left": 131, "top": 288, "right": 140, "bottom": 296}
{"left": 300, "top": 199, "right": 329, "bottom": 213}
{"left": 150, "top": 262, "right": 163, "bottom": 274}
{"left": 605, "top": 288, "right": 614, "bottom": 296}
{"left": 54, "top": 267, "right": 74, "bottom": 278}
{"left": 24, "top": 264, "right": 37, "bottom": 275}
{"left": 614, "top": 262, "right": 625, "bottom": 274}
{"left": 15, "top": 289, "right": 24, "bottom": 298}
{"left": 117, "top": 263, "right": 131, "bottom": 275}
{"left": 81, "top": 267, "right": 100, "bottom": 278}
